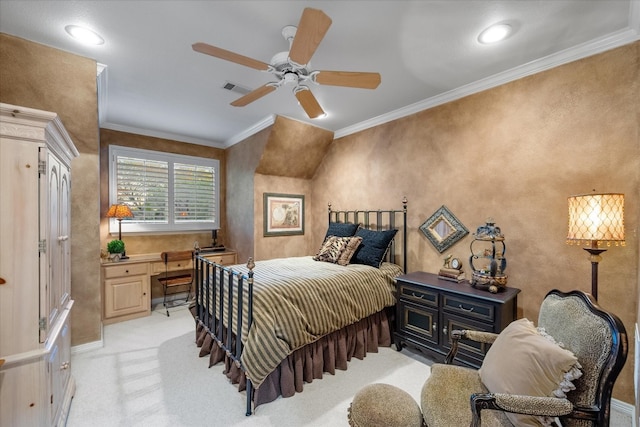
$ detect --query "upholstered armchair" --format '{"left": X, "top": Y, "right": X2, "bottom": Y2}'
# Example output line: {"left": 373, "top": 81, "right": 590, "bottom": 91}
{"left": 348, "top": 289, "right": 628, "bottom": 427}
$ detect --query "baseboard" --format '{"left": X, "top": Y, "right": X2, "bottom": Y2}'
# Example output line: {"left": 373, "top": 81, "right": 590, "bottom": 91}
{"left": 612, "top": 398, "right": 635, "bottom": 427}
{"left": 633, "top": 323, "right": 640, "bottom": 427}
{"left": 71, "top": 322, "right": 104, "bottom": 354}
{"left": 71, "top": 338, "right": 103, "bottom": 354}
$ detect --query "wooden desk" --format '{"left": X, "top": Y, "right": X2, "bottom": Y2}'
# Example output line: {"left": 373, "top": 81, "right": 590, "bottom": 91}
{"left": 101, "top": 250, "right": 237, "bottom": 324}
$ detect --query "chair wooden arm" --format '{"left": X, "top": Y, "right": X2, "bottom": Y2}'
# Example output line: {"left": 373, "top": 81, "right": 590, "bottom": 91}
{"left": 470, "top": 393, "right": 573, "bottom": 427}
{"left": 444, "top": 330, "right": 499, "bottom": 364}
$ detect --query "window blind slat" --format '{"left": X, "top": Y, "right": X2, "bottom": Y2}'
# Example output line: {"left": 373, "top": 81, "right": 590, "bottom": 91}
{"left": 110, "top": 148, "right": 218, "bottom": 231}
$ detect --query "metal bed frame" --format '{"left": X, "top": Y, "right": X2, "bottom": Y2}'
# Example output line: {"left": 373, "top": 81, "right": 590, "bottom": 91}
{"left": 193, "top": 197, "right": 407, "bottom": 416}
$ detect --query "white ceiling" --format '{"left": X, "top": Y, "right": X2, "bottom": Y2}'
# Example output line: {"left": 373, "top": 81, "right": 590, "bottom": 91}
{"left": 1, "top": 1, "right": 638, "bottom": 148}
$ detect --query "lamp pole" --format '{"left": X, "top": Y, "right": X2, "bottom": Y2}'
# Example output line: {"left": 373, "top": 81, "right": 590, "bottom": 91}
{"left": 583, "top": 241, "right": 606, "bottom": 301}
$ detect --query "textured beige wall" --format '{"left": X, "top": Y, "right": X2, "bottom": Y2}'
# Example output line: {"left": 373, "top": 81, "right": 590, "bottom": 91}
{"left": 310, "top": 42, "right": 639, "bottom": 403}
{"left": 256, "top": 115, "right": 334, "bottom": 179}
{"left": 0, "top": 33, "right": 102, "bottom": 345}
{"left": 226, "top": 126, "right": 272, "bottom": 262}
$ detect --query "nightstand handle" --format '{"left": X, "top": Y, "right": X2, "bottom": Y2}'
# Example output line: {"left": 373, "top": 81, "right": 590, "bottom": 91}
{"left": 411, "top": 292, "right": 423, "bottom": 299}
{"left": 458, "top": 304, "right": 474, "bottom": 313}
{"left": 442, "top": 326, "right": 448, "bottom": 335}
{"left": 432, "top": 324, "right": 437, "bottom": 331}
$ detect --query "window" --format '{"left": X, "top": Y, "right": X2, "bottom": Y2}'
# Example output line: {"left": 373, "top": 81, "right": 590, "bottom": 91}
{"left": 109, "top": 145, "right": 219, "bottom": 233}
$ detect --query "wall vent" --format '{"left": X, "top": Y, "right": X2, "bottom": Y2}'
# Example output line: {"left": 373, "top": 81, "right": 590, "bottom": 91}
{"left": 222, "top": 81, "right": 251, "bottom": 95}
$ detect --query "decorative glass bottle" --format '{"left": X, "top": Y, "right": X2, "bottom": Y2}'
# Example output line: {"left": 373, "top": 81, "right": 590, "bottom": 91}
{"left": 469, "top": 219, "right": 508, "bottom": 293}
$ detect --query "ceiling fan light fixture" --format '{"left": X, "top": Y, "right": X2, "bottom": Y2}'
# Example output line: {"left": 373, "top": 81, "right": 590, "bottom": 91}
{"left": 283, "top": 71, "right": 299, "bottom": 85}
{"left": 65, "top": 25, "right": 104, "bottom": 45}
{"left": 478, "top": 23, "right": 512, "bottom": 44}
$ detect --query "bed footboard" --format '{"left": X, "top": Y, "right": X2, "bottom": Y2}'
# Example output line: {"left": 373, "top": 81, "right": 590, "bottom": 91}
{"left": 194, "top": 255, "right": 255, "bottom": 416}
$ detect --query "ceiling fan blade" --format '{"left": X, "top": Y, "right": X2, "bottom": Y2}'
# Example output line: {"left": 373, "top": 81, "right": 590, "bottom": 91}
{"left": 192, "top": 42, "right": 269, "bottom": 71}
{"left": 288, "top": 8, "right": 332, "bottom": 66}
{"left": 230, "top": 84, "right": 277, "bottom": 107}
{"left": 315, "top": 71, "right": 381, "bottom": 89}
{"left": 294, "top": 88, "right": 325, "bottom": 119}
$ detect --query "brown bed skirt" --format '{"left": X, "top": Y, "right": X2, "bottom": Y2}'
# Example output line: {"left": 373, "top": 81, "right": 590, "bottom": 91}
{"left": 193, "top": 306, "right": 393, "bottom": 408}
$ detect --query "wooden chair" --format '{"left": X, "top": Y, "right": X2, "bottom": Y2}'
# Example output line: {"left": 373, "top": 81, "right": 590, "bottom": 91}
{"left": 158, "top": 250, "right": 194, "bottom": 317}
{"left": 348, "top": 289, "right": 628, "bottom": 427}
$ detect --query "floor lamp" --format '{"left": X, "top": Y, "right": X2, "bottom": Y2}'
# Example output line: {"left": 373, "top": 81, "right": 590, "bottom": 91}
{"left": 566, "top": 193, "right": 625, "bottom": 300}
{"left": 107, "top": 203, "right": 134, "bottom": 260}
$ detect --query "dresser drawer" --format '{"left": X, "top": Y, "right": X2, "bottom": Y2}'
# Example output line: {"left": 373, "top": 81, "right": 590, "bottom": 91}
{"left": 151, "top": 259, "right": 193, "bottom": 274}
{"left": 201, "top": 253, "right": 237, "bottom": 266}
{"left": 103, "top": 263, "right": 148, "bottom": 279}
{"left": 442, "top": 293, "right": 494, "bottom": 323}
{"left": 398, "top": 282, "right": 438, "bottom": 308}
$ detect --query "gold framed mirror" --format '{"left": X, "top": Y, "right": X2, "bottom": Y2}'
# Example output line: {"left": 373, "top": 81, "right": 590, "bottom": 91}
{"left": 420, "top": 205, "right": 469, "bottom": 253}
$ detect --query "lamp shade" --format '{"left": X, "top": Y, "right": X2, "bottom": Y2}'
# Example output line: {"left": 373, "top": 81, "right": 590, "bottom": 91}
{"left": 106, "top": 204, "right": 134, "bottom": 219}
{"left": 567, "top": 193, "right": 624, "bottom": 246}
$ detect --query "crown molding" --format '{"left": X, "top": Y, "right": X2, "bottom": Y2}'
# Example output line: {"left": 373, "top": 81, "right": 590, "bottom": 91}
{"left": 101, "top": 122, "right": 225, "bottom": 148}
{"left": 335, "top": 23, "right": 640, "bottom": 140}
{"left": 96, "top": 63, "right": 108, "bottom": 126}
{"left": 223, "top": 114, "right": 276, "bottom": 148}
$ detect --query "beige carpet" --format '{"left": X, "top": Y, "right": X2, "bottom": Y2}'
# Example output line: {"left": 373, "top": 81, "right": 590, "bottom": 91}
{"left": 67, "top": 305, "right": 433, "bottom": 427}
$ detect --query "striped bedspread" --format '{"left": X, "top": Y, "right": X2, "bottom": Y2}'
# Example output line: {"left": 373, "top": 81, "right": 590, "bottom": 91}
{"left": 205, "top": 256, "right": 402, "bottom": 389}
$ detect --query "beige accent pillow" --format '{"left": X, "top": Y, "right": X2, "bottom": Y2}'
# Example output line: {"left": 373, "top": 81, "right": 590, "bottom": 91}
{"left": 313, "top": 235, "right": 349, "bottom": 264}
{"left": 479, "top": 318, "right": 581, "bottom": 427}
{"left": 337, "top": 236, "right": 362, "bottom": 266}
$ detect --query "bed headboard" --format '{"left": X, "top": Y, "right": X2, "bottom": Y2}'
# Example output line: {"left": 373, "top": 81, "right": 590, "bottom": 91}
{"left": 327, "top": 197, "right": 408, "bottom": 272}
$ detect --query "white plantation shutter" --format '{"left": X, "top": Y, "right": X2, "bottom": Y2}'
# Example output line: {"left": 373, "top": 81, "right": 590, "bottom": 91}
{"left": 174, "top": 163, "right": 216, "bottom": 222}
{"left": 116, "top": 156, "right": 169, "bottom": 223}
{"left": 109, "top": 145, "right": 219, "bottom": 233}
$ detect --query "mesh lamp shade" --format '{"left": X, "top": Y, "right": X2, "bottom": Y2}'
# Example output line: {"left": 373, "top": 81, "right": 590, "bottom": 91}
{"left": 567, "top": 193, "right": 624, "bottom": 300}
{"left": 567, "top": 193, "right": 625, "bottom": 247}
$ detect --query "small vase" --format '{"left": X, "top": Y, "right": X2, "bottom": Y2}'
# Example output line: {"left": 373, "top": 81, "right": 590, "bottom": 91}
{"left": 109, "top": 253, "right": 122, "bottom": 262}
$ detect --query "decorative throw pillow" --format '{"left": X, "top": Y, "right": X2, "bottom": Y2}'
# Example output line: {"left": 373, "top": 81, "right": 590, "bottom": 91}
{"left": 313, "top": 235, "right": 349, "bottom": 264}
{"left": 336, "top": 236, "right": 362, "bottom": 266}
{"left": 324, "top": 222, "right": 359, "bottom": 240}
{"left": 479, "top": 318, "right": 582, "bottom": 427}
{"left": 351, "top": 228, "right": 398, "bottom": 268}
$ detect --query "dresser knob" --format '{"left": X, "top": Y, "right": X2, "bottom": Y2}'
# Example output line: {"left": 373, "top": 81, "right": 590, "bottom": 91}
{"left": 442, "top": 326, "right": 448, "bottom": 335}
{"left": 125, "top": 270, "right": 129, "bottom": 273}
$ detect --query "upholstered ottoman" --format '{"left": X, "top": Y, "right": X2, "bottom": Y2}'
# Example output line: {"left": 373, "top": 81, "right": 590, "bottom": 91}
{"left": 348, "top": 383, "right": 423, "bottom": 427}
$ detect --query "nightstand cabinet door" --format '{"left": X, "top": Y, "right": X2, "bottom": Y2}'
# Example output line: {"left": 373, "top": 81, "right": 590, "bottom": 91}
{"left": 395, "top": 271, "right": 520, "bottom": 368}
{"left": 441, "top": 312, "right": 493, "bottom": 367}
{"left": 398, "top": 300, "right": 439, "bottom": 348}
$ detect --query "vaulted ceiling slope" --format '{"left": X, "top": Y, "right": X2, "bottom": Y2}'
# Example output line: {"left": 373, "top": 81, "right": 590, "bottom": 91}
{"left": 0, "top": 1, "right": 638, "bottom": 148}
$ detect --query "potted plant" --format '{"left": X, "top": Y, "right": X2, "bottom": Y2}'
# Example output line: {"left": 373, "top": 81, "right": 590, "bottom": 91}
{"left": 107, "top": 239, "right": 125, "bottom": 262}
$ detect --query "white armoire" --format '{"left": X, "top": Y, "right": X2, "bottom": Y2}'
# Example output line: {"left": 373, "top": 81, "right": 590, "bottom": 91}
{"left": 0, "top": 103, "right": 79, "bottom": 426}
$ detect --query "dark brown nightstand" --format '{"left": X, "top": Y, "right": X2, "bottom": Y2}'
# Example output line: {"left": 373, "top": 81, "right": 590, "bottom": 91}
{"left": 394, "top": 271, "right": 520, "bottom": 368}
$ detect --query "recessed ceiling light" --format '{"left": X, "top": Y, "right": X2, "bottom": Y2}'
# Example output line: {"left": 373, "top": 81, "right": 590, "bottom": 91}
{"left": 478, "top": 23, "right": 512, "bottom": 44}
{"left": 65, "top": 25, "right": 104, "bottom": 45}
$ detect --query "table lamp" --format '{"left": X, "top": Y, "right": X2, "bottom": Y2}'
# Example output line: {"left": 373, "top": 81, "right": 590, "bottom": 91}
{"left": 566, "top": 193, "right": 625, "bottom": 300}
{"left": 107, "top": 203, "right": 134, "bottom": 260}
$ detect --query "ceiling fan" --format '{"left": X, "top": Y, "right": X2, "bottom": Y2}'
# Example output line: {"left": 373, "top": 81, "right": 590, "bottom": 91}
{"left": 192, "top": 7, "right": 381, "bottom": 119}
